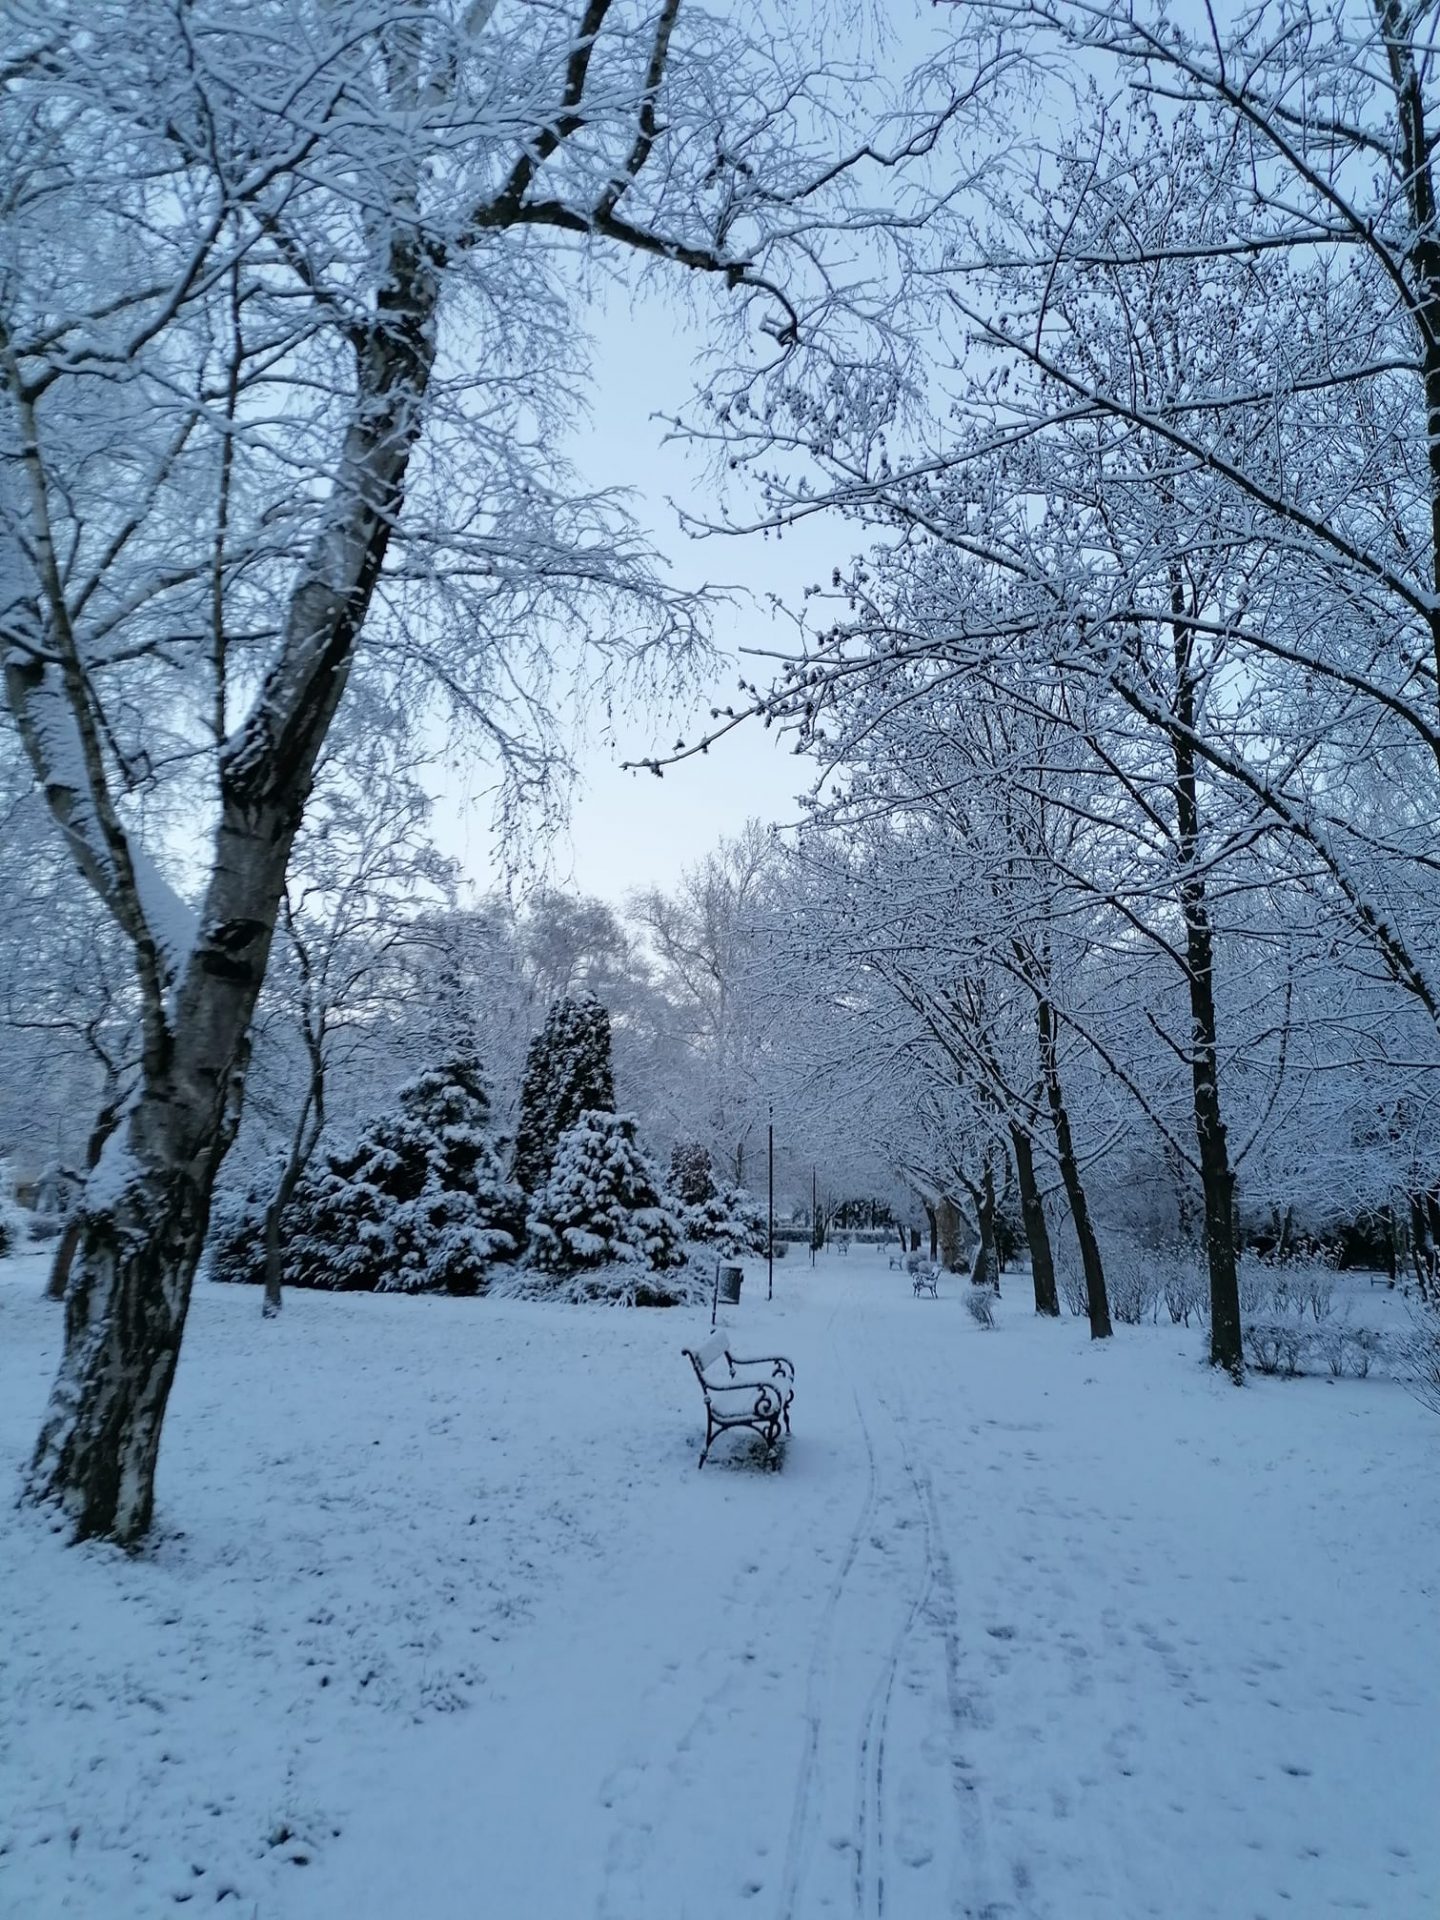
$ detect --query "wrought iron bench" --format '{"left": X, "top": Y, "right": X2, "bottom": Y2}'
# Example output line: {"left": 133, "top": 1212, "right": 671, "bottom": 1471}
{"left": 682, "top": 1331, "right": 795, "bottom": 1469}
{"left": 905, "top": 1253, "right": 940, "bottom": 1297}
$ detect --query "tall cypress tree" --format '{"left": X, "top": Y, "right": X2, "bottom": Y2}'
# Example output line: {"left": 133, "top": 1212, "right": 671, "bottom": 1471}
{"left": 511, "top": 993, "right": 617, "bottom": 1195}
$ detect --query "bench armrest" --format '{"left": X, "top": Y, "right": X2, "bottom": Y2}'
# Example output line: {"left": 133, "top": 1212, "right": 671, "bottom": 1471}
{"left": 726, "top": 1352, "right": 794, "bottom": 1382}
{"left": 701, "top": 1378, "right": 787, "bottom": 1417}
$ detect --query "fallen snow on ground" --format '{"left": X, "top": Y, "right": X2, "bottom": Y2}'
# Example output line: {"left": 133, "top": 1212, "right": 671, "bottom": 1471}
{"left": 2, "top": 1251, "right": 1436, "bottom": 1919}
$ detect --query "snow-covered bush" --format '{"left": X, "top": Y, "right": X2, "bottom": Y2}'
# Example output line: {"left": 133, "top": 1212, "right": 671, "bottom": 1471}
{"left": 1242, "top": 1254, "right": 1336, "bottom": 1324}
{"left": 1238, "top": 1254, "right": 1346, "bottom": 1374}
{"left": 524, "top": 1110, "right": 692, "bottom": 1303}
{"left": 0, "top": 1166, "right": 26, "bottom": 1259}
{"left": 1399, "top": 1303, "right": 1440, "bottom": 1416}
{"left": 1244, "top": 1321, "right": 1307, "bottom": 1377}
{"left": 966, "top": 1287, "right": 996, "bottom": 1329}
{"left": 679, "top": 1184, "right": 767, "bottom": 1258}
{"left": 511, "top": 993, "right": 616, "bottom": 1196}
{"left": 1161, "top": 1253, "right": 1209, "bottom": 1328}
{"left": 280, "top": 1057, "right": 523, "bottom": 1295}
{"left": 1054, "top": 1255, "right": 1083, "bottom": 1317}
{"left": 206, "top": 1167, "right": 278, "bottom": 1286}
{"left": 1237, "top": 1251, "right": 1392, "bottom": 1379}
{"left": 1315, "top": 1323, "right": 1382, "bottom": 1380}
{"left": 665, "top": 1140, "right": 765, "bottom": 1257}
{"left": 1102, "top": 1242, "right": 1163, "bottom": 1325}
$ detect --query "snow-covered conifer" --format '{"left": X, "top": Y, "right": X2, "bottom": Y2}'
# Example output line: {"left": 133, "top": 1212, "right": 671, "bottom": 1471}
{"left": 668, "top": 1141, "right": 716, "bottom": 1208}
{"left": 511, "top": 995, "right": 617, "bottom": 1195}
{"left": 679, "top": 1183, "right": 768, "bottom": 1258}
{"left": 277, "top": 1056, "right": 522, "bottom": 1295}
{"left": 526, "top": 1111, "right": 689, "bottom": 1299}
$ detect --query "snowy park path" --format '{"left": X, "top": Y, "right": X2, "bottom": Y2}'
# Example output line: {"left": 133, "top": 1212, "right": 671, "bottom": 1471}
{"left": 2, "top": 1252, "right": 1437, "bottom": 1919}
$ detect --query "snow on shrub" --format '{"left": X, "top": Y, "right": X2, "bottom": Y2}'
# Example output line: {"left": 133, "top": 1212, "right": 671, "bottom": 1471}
{"left": 1161, "top": 1253, "right": 1209, "bottom": 1328}
{"left": 206, "top": 1166, "right": 279, "bottom": 1286}
{"left": 0, "top": 1162, "right": 26, "bottom": 1258}
{"left": 263, "top": 1057, "right": 522, "bottom": 1295}
{"left": 965, "top": 1288, "right": 996, "bottom": 1329}
{"left": 665, "top": 1140, "right": 765, "bottom": 1258}
{"left": 1399, "top": 1302, "right": 1440, "bottom": 1416}
{"left": 521, "top": 1110, "right": 696, "bottom": 1304}
{"left": 1237, "top": 1255, "right": 1395, "bottom": 1379}
{"left": 1055, "top": 1257, "right": 1090, "bottom": 1320}
{"left": 1101, "top": 1242, "right": 1163, "bottom": 1325}
{"left": 679, "top": 1184, "right": 767, "bottom": 1258}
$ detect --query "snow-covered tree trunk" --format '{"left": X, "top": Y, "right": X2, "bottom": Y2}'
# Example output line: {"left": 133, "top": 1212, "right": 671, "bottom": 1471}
{"left": 1170, "top": 620, "right": 1244, "bottom": 1379}
{"left": 1037, "top": 994, "right": 1111, "bottom": 1340}
{"left": 1010, "top": 1120, "right": 1059, "bottom": 1316}
{"left": 45, "top": 1076, "right": 127, "bottom": 1304}
{"left": 22, "top": 289, "right": 435, "bottom": 1539}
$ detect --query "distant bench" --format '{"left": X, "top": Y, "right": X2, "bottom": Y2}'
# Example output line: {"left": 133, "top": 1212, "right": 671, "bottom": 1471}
{"left": 899, "top": 1251, "right": 941, "bottom": 1296}
{"left": 682, "top": 1332, "right": 795, "bottom": 1469}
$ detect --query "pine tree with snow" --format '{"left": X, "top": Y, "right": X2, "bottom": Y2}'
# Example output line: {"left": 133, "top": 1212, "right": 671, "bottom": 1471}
{"left": 511, "top": 993, "right": 617, "bottom": 1195}
{"left": 206, "top": 1160, "right": 281, "bottom": 1287}
{"left": 526, "top": 1110, "right": 689, "bottom": 1299}
{"left": 277, "top": 1054, "right": 524, "bottom": 1295}
{"left": 668, "top": 1140, "right": 715, "bottom": 1208}
{"left": 679, "top": 1183, "right": 768, "bottom": 1258}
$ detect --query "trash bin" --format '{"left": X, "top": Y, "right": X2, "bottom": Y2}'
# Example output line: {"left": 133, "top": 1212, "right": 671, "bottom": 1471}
{"left": 718, "top": 1264, "right": 743, "bottom": 1305}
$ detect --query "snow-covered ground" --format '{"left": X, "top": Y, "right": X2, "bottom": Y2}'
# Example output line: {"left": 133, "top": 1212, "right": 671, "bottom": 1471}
{"left": 2, "top": 1248, "right": 1436, "bottom": 1919}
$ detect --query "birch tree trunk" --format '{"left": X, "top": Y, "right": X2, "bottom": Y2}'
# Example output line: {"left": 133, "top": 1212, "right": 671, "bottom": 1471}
{"left": 45, "top": 1079, "right": 127, "bottom": 1304}
{"left": 23, "top": 294, "right": 436, "bottom": 1541}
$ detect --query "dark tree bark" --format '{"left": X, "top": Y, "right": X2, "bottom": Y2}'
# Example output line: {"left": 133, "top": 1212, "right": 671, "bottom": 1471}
{"left": 1010, "top": 1120, "right": 1059, "bottom": 1315}
{"left": 1037, "top": 994, "right": 1111, "bottom": 1339}
{"left": 962, "top": 1170, "right": 996, "bottom": 1286}
{"left": 936, "top": 1195, "right": 964, "bottom": 1272}
{"left": 983, "top": 1158, "right": 1001, "bottom": 1292}
{"left": 1171, "top": 584, "right": 1245, "bottom": 1379}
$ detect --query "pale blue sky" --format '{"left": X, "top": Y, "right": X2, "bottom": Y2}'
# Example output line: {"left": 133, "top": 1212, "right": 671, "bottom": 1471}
{"left": 435, "top": 267, "right": 850, "bottom": 904}
{"left": 432, "top": 0, "right": 966, "bottom": 905}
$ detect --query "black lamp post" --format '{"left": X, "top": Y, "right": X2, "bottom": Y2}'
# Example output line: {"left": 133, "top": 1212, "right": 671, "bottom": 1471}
{"left": 767, "top": 1102, "right": 775, "bottom": 1301}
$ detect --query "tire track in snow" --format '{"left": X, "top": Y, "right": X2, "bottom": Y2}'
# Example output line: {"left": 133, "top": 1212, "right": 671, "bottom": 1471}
{"left": 775, "top": 1382, "right": 882, "bottom": 1920}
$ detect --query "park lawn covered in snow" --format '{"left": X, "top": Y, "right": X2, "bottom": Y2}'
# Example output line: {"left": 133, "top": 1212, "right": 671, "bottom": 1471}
{"left": 1, "top": 1248, "right": 1436, "bottom": 1920}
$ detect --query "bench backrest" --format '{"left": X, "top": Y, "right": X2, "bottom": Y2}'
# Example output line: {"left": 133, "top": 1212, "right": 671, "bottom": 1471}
{"left": 685, "top": 1331, "right": 731, "bottom": 1378}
